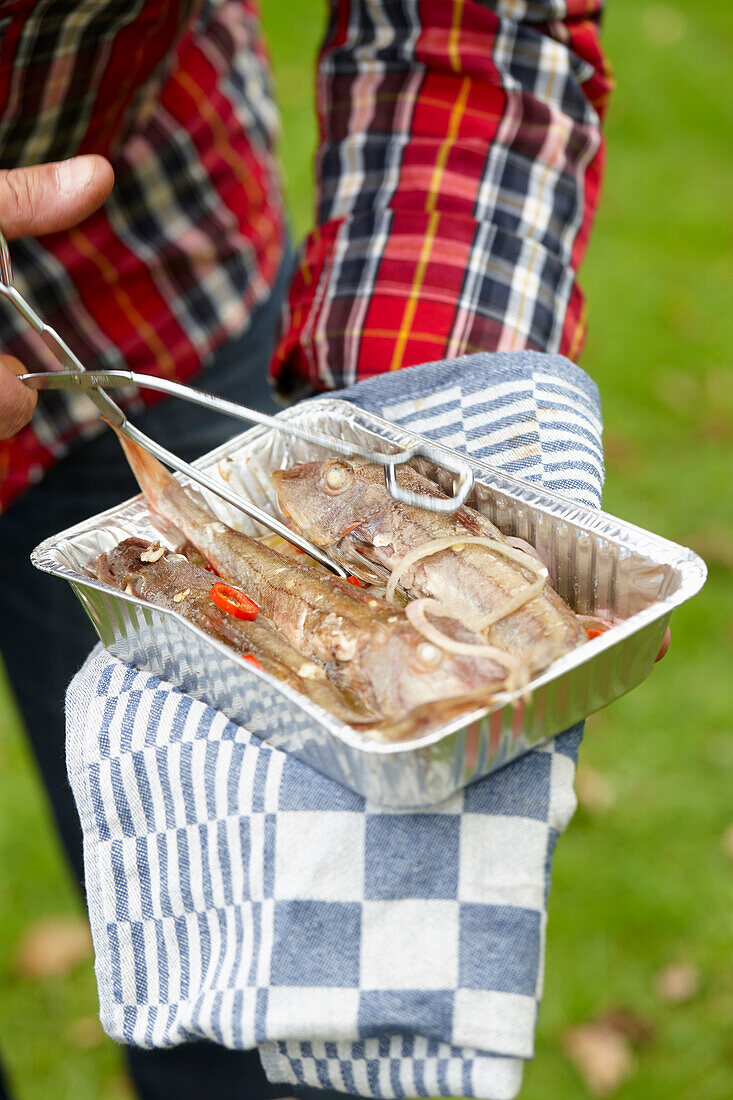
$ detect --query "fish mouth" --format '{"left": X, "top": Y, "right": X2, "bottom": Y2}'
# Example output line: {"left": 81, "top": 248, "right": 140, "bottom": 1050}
{"left": 271, "top": 465, "right": 305, "bottom": 483}
{"left": 271, "top": 468, "right": 303, "bottom": 519}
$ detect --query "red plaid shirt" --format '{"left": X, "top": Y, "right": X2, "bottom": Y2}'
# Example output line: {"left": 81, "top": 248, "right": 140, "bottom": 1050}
{"left": 0, "top": 0, "right": 612, "bottom": 513}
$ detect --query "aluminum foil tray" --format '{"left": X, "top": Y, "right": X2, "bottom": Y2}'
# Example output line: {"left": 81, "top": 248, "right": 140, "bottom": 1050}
{"left": 31, "top": 399, "right": 706, "bottom": 807}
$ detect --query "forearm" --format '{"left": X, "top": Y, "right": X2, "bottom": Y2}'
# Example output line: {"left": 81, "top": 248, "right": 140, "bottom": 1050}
{"left": 272, "top": 0, "right": 612, "bottom": 392}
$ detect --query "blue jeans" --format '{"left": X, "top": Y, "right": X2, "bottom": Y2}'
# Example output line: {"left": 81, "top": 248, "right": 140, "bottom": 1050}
{"left": 0, "top": 256, "right": 342, "bottom": 1100}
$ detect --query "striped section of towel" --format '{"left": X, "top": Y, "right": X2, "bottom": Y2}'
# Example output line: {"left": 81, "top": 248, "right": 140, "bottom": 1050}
{"left": 339, "top": 352, "right": 603, "bottom": 510}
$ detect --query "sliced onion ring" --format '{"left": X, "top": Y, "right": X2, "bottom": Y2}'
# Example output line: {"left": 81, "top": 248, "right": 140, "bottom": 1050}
{"left": 386, "top": 535, "right": 548, "bottom": 633}
{"left": 505, "top": 535, "right": 545, "bottom": 563}
{"left": 406, "top": 598, "right": 520, "bottom": 671}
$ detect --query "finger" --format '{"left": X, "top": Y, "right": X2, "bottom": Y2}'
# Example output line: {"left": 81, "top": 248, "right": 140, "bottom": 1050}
{"left": 0, "top": 156, "right": 114, "bottom": 240}
{"left": 655, "top": 626, "right": 671, "bottom": 663}
{"left": 0, "top": 355, "right": 36, "bottom": 438}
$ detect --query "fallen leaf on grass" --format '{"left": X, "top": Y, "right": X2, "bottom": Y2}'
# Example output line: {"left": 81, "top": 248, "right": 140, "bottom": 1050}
{"left": 601, "top": 430, "right": 640, "bottom": 474}
{"left": 563, "top": 1021, "right": 635, "bottom": 1096}
{"left": 575, "top": 763, "right": 616, "bottom": 814}
{"left": 563, "top": 1009, "right": 654, "bottom": 1096}
{"left": 654, "top": 961, "right": 700, "bottom": 1004}
{"left": 696, "top": 410, "right": 733, "bottom": 444}
{"left": 66, "top": 1016, "right": 105, "bottom": 1049}
{"left": 14, "top": 916, "right": 93, "bottom": 980}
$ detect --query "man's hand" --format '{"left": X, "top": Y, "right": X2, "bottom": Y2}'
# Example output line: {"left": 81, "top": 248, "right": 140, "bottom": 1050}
{"left": 0, "top": 155, "right": 114, "bottom": 439}
{"left": 0, "top": 356, "right": 38, "bottom": 438}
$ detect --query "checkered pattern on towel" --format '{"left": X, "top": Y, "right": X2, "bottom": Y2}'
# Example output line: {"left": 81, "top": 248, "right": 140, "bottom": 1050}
{"left": 66, "top": 352, "right": 603, "bottom": 1099}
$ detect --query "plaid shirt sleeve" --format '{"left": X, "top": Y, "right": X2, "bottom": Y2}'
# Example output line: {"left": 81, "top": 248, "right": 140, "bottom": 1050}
{"left": 0, "top": 0, "right": 284, "bottom": 514}
{"left": 271, "top": 0, "right": 613, "bottom": 394}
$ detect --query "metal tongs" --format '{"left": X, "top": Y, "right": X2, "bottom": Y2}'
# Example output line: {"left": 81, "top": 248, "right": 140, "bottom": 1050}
{"left": 1, "top": 228, "right": 474, "bottom": 577}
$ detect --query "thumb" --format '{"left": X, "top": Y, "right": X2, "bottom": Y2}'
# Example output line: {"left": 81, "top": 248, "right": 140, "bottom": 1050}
{"left": 0, "top": 156, "right": 114, "bottom": 240}
{"left": 0, "top": 355, "right": 36, "bottom": 438}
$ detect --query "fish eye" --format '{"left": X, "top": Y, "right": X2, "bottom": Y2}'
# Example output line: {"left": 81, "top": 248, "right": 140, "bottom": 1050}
{"left": 413, "top": 641, "right": 444, "bottom": 670}
{"left": 322, "top": 460, "right": 354, "bottom": 494}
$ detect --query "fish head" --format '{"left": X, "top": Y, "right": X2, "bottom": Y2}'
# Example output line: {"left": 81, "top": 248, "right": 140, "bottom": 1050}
{"left": 361, "top": 621, "right": 507, "bottom": 715}
{"left": 96, "top": 536, "right": 150, "bottom": 587}
{"left": 271, "top": 459, "right": 385, "bottom": 545}
{"left": 96, "top": 537, "right": 196, "bottom": 595}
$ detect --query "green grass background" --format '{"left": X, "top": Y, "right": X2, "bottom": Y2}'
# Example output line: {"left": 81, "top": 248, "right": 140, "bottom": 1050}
{"left": 1, "top": 1, "right": 732, "bottom": 1096}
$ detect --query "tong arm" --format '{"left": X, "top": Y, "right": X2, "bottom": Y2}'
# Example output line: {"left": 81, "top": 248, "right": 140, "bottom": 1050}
{"left": 118, "top": 421, "right": 349, "bottom": 578}
{"left": 22, "top": 368, "right": 475, "bottom": 513}
{"left": 0, "top": 284, "right": 126, "bottom": 426}
{"left": 0, "top": 232, "right": 344, "bottom": 570}
{"left": 17, "top": 378, "right": 347, "bottom": 574}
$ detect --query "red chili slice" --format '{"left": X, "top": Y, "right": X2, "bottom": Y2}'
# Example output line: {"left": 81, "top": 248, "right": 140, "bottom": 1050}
{"left": 347, "top": 576, "right": 364, "bottom": 587}
{"left": 210, "top": 582, "right": 259, "bottom": 620}
{"left": 242, "top": 653, "right": 263, "bottom": 669}
{"left": 204, "top": 561, "right": 220, "bottom": 576}
{"left": 585, "top": 625, "right": 609, "bottom": 640}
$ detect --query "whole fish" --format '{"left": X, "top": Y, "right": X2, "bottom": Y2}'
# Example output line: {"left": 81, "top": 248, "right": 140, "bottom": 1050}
{"left": 115, "top": 434, "right": 510, "bottom": 718}
{"left": 272, "top": 458, "right": 585, "bottom": 673}
{"left": 97, "top": 537, "right": 370, "bottom": 722}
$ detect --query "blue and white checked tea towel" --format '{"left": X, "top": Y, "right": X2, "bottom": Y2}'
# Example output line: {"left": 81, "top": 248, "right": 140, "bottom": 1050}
{"left": 66, "top": 352, "right": 604, "bottom": 1100}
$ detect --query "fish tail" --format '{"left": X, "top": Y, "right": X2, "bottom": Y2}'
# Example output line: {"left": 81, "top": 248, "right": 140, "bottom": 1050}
{"left": 108, "top": 422, "right": 217, "bottom": 549}
{"left": 108, "top": 424, "right": 176, "bottom": 507}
